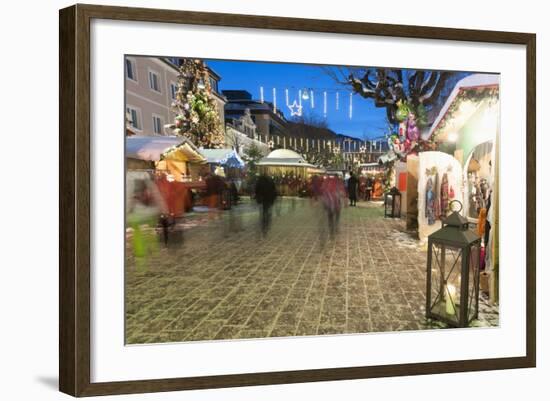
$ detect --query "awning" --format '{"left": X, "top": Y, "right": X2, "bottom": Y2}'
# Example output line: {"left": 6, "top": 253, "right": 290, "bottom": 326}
{"left": 200, "top": 148, "right": 245, "bottom": 168}
{"left": 126, "top": 136, "right": 206, "bottom": 164}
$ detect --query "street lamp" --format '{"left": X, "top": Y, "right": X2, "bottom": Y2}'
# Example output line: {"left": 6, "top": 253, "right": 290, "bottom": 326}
{"left": 426, "top": 200, "right": 482, "bottom": 327}
{"left": 268, "top": 139, "right": 274, "bottom": 149}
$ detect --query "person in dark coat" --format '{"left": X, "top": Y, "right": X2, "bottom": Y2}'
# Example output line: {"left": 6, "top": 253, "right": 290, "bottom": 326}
{"left": 229, "top": 181, "right": 239, "bottom": 205}
{"left": 347, "top": 172, "right": 359, "bottom": 206}
{"left": 205, "top": 173, "right": 225, "bottom": 209}
{"left": 365, "top": 176, "right": 373, "bottom": 201}
{"left": 255, "top": 175, "right": 277, "bottom": 236}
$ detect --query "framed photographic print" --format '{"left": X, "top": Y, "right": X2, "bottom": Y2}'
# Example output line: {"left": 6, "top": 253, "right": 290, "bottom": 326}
{"left": 59, "top": 3, "right": 536, "bottom": 397}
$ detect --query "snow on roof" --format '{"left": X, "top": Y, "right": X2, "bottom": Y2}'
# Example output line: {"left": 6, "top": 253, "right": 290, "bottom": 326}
{"left": 258, "top": 148, "right": 316, "bottom": 168}
{"left": 126, "top": 136, "right": 205, "bottom": 163}
{"left": 428, "top": 73, "right": 500, "bottom": 138}
{"left": 264, "top": 149, "right": 303, "bottom": 159}
{"left": 199, "top": 148, "right": 245, "bottom": 168}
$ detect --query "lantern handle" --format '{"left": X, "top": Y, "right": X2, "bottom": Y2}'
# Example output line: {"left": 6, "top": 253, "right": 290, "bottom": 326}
{"left": 449, "top": 199, "right": 463, "bottom": 213}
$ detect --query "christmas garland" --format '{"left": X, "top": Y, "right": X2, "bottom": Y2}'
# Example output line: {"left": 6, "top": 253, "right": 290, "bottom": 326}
{"left": 433, "top": 86, "right": 499, "bottom": 140}
{"left": 386, "top": 86, "right": 499, "bottom": 162}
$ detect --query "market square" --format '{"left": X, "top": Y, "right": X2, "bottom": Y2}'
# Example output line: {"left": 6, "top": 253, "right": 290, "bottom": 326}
{"left": 125, "top": 57, "right": 499, "bottom": 344}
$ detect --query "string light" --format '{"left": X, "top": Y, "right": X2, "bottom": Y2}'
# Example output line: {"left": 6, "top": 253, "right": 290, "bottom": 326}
{"left": 259, "top": 86, "right": 355, "bottom": 119}
{"left": 285, "top": 88, "right": 302, "bottom": 117}
{"left": 288, "top": 100, "right": 302, "bottom": 116}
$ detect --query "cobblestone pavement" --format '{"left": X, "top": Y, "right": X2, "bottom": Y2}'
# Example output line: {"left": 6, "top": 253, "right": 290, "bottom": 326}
{"left": 125, "top": 198, "right": 499, "bottom": 344}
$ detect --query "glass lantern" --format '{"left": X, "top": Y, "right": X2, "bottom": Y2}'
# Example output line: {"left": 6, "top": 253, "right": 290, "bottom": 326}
{"left": 384, "top": 187, "right": 402, "bottom": 218}
{"left": 426, "top": 201, "right": 481, "bottom": 327}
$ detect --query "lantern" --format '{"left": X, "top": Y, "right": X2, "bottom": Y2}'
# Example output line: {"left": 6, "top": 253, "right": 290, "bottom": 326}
{"left": 384, "top": 187, "right": 402, "bottom": 218}
{"left": 425, "top": 201, "right": 481, "bottom": 327}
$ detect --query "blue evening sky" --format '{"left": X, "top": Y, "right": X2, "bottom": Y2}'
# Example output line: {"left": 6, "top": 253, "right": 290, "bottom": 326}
{"left": 206, "top": 59, "right": 389, "bottom": 140}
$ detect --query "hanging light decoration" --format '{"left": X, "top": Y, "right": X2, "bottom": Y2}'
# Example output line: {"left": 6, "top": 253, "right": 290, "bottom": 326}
{"left": 349, "top": 92, "right": 353, "bottom": 119}
{"left": 336, "top": 91, "right": 339, "bottom": 110}
{"left": 302, "top": 88, "right": 310, "bottom": 100}
{"left": 288, "top": 100, "right": 302, "bottom": 117}
{"left": 323, "top": 91, "right": 327, "bottom": 117}
{"left": 272, "top": 87, "right": 277, "bottom": 112}
{"left": 260, "top": 86, "right": 264, "bottom": 103}
{"left": 310, "top": 90, "right": 315, "bottom": 108}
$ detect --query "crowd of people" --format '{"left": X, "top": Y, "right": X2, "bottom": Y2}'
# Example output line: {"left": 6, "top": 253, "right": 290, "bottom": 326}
{"left": 253, "top": 171, "right": 385, "bottom": 239}
{"left": 126, "top": 169, "right": 387, "bottom": 268}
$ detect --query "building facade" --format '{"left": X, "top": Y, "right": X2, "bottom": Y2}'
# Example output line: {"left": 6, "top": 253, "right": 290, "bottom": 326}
{"left": 125, "top": 57, "right": 225, "bottom": 136}
{"left": 225, "top": 108, "right": 270, "bottom": 156}
{"left": 223, "top": 90, "right": 288, "bottom": 142}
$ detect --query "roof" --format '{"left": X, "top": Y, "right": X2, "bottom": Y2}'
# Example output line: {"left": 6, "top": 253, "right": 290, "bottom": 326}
{"left": 199, "top": 148, "right": 245, "bottom": 168}
{"left": 258, "top": 148, "right": 316, "bottom": 168}
{"left": 160, "top": 57, "right": 222, "bottom": 80}
{"left": 265, "top": 149, "right": 303, "bottom": 159}
{"left": 222, "top": 90, "right": 253, "bottom": 100}
{"left": 428, "top": 73, "right": 500, "bottom": 139}
{"left": 126, "top": 136, "right": 206, "bottom": 163}
{"left": 286, "top": 121, "right": 338, "bottom": 140}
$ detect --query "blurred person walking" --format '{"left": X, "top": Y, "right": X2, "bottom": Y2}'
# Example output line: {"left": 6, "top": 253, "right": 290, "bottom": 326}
{"left": 320, "top": 176, "right": 345, "bottom": 239}
{"left": 126, "top": 174, "right": 165, "bottom": 270}
{"left": 348, "top": 171, "right": 359, "bottom": 206}
{"left": 255, "top": 174, "right": 278, "bottom": 236}
{"left": 365, "top": 176, "right": 373, "bottom": 201}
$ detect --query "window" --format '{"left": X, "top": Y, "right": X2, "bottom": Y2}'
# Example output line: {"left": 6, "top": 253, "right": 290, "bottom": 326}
{"left": 152, "top": 115, "right": 163, "bottom": 135}
{"left": 170, "top": 82, "right": 177, "bottom": 100}
{"left": 209, "top": 77, "right": 218, "bottom": 93}
{"left": 125, "top": 58, "right": 136, "bottom": 81}
{"left": 148, "top": 70, "right": 161, "bottom": 92}
{"left": 126, "top": 106, "right": 141, "bottom": 130}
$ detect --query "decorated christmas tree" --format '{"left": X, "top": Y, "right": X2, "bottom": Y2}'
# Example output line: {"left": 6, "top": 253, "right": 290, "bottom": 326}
{"left": 168, "top": 59, "right": 224, "bottom": 148}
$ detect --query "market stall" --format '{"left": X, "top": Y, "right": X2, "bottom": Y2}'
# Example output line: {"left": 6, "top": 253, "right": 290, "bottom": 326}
{"left": 427, "top": 73, "right": 499, "bottom": 302}
{"left": 126, "top": 136, "right": 208, "bottom": 216}
{"left": 258, "top": 149, "right": 323, "bottom": 195}
{"left": 126, "top": 136, "right": 207, "bottom": 181}
{"left": 200, "top": 148, "right": 245, "bottom": 180}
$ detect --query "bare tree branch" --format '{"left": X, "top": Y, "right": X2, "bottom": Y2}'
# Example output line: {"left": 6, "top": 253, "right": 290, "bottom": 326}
{"left": 419, "top": 71, "right": 451, "bottom": 105}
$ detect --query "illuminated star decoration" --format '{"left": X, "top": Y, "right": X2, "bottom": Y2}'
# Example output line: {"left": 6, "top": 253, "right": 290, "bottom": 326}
{"left": 287, "top": 100, "right": 303, "bottom": 117}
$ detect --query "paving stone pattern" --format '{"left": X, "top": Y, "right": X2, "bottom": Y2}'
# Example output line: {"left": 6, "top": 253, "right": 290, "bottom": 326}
{"left": 125, "top": 199, "right": 499, "bottom": 344}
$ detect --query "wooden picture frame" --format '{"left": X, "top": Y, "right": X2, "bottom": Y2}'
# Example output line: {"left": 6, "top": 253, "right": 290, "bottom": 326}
{"left": 59, "top": 3, "right": 536, "bottom": 397}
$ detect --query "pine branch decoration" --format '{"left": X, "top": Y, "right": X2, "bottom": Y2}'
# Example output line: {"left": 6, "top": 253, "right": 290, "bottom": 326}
{"left": 169, "top": 59, "right": 225, "bottom": 149}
